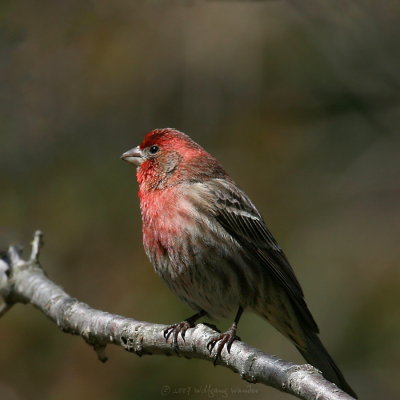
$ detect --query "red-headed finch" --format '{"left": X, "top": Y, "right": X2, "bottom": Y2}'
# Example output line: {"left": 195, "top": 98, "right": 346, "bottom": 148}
{"left": 121, "top": 128, "right": 357, "bottom": 398}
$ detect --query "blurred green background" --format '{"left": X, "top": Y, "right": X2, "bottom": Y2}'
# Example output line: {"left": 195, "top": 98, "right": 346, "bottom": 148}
{"left": 1, "top": 1, "right": 399, "bottom": 399}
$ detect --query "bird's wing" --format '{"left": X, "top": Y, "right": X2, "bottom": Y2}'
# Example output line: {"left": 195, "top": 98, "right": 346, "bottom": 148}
{"left": 208, "top": 178, "right": 319, "bottom": 333}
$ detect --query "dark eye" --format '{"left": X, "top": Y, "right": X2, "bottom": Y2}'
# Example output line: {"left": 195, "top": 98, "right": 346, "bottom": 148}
{"left": 149, "top": 145, "right": 159, "bottom": 155}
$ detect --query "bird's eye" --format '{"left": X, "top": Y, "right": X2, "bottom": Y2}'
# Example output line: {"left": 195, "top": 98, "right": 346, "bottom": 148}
{"left": 149, "top": 145, "right": 159, "bottom": 155}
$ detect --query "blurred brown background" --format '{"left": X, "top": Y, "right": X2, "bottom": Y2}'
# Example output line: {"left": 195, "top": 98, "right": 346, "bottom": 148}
{"left": 1, "top": 1, "right": 400, "bottom": 399}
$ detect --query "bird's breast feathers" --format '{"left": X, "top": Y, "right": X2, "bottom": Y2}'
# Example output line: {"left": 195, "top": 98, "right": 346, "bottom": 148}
{"left": 139, "top": 182, "right": 226, "bottom": 251}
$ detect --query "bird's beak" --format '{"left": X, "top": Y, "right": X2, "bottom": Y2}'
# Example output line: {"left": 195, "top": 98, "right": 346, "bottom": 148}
{"left": 120, "top": 146, "right": 144, "bottom": 166}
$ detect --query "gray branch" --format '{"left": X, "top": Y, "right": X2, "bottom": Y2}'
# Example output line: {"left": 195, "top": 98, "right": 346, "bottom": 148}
{"left": 0, "top": 231, "right": 355, "bottom": 400}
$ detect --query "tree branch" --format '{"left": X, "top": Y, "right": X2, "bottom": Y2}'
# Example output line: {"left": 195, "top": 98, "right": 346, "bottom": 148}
{"left": 0, "top": 231, "right": 355, "bottom": 400}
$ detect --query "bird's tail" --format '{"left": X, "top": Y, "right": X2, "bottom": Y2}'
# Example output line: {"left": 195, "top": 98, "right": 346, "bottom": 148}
{"left": 296, "top": 332, "right": 357, "bottom": 398}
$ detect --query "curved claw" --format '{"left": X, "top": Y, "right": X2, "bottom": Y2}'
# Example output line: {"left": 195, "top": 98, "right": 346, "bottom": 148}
{"left": 163, "top": 326, "right": 174, "bottom": 340}
{"left": 227, "top": 334, "right": 240, "bottom": 353}
{"left": 181, "top": 328, "right": 187, "bottom": 341}
{"left": 207, "top": 329, "right": 240, "bottom": 364}
{"left": 207, "top": 339, "right": 217, "bottom": 353}
{"left": 163, "top": 320, "right": 193, "bottom": 348}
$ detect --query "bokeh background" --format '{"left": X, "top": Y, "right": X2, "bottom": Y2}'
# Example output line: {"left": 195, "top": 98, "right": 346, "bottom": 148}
{"left": 1, "top": 1, "right": 400, "bottom": 399}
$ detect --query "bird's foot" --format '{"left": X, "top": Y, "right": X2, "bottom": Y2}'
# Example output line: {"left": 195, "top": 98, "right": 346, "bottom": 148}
{"left": 163, "top": 320, "right": 194, "bottom": 349}
{"left": 207, "top": 325, "right": 240, "bottom": 365}
{"left": 163, "top": 310, "right": 207, "bottom": 350}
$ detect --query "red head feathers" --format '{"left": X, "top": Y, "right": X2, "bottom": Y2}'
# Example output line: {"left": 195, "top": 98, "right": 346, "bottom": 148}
{"left": 124, "top": 128, "right": 227, "bottom": 191}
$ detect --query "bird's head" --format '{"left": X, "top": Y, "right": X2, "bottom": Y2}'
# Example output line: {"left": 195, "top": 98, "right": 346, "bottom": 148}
{"left": 121, "top": 128, "right": 227, "bottom": 190}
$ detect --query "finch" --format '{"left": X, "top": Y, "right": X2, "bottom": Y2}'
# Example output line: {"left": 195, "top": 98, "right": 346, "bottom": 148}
{"left": 121, "top": 128, "right": 356, "bottom": 398}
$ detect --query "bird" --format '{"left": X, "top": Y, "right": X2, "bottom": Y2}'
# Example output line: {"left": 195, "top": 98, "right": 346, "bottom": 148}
{"left": 121, "top": 128, "right": 357, "bottom": 398}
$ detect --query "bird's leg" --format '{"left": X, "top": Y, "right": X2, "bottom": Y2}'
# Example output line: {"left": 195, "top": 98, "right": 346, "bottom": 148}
{"left": 164, "top": 309, "right": 207, "bottom": 347}
{"left": 207, "top": 306, "right": 243, "bottom": 364}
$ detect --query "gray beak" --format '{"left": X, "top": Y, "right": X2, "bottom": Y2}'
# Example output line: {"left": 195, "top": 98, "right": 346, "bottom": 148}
{"left": 120, "top": 146, "right": 144, "bottom": 166}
